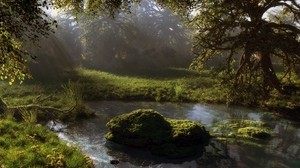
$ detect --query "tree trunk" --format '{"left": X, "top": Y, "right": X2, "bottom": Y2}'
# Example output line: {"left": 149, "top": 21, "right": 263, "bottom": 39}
{"left": 260, "top": 52, "right": 283, "bottom": 94}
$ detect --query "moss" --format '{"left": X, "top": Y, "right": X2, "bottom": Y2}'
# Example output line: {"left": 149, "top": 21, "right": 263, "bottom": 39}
{"left": 167, "top": 119, "right": 210, "bottom": 146}
{"left": 106, "top": 109, "right": 210, "bottom": 158}
{"left": 210, "top": 119, "right": 272, "bottom": 147}
{"left": 237, "top": 127, "right": 271, "bottom": 140}
{"left": 106, "top": 109, "right": 172, "bottom": 146}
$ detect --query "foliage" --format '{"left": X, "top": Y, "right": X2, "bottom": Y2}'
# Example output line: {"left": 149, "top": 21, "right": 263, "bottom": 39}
{"left": 106, "top": 109, "right": 210, "bottom": 158}
{"left": 50, "top": 0, "right": 300, "bottom": 97}
{"left": 1, "top": 0, "right": 300, "bottom": 103}
{"left": 0, "top": 0, "right": 56, "bottom": 84}
{"left": 188, "top": 0, "right": 300, "bottom": 96}
{"left": 0, "top": 119, "right": 94, "bottom": 167}
{"left": 53, "top": 0, "right": 142, "bottom": 16}
{"left": 68, "top": 0, "right": 192, "bottom": 72}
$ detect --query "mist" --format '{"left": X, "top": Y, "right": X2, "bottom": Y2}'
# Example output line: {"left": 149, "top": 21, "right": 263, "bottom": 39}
{"left": 27, "top": 0, "right": 193, "bottom": 79}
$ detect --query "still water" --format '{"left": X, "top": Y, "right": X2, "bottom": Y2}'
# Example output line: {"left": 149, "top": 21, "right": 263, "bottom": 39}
{"left": 56, "top": 101, "right": 300, "bottom": 168}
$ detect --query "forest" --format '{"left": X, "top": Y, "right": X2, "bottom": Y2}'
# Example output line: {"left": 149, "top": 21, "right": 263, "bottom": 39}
{"left": 0, "top": 0, "right": 299, "bottom": 167}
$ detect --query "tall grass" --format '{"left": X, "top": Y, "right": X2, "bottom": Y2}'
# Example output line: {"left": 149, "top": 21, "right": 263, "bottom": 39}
{"left": 61, "top": 80, "right": 91, "bottom": 120}
{"left": 19, "top": 108, "right": 38, "bottom": 123}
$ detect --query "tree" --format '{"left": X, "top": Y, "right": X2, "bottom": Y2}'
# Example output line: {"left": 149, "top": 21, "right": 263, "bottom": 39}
{"left": 59, "top": 0, "right": 300, "bottom": 99}
{"left": 77, "top": 0, "right": 192, "bottom": 71}
{"left": 188, "top": 0, "right": 300, "bottom": 98}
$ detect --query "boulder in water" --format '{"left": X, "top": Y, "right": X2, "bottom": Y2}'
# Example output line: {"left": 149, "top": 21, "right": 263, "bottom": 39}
{"left": 237, "top": 126, "right": 271, "bottom": 140}
{"left": 106, "top": 109, "right": 210, "bottom": 158}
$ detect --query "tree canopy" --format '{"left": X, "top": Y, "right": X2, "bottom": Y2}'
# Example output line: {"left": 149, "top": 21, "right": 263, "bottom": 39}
{"left": 1, "top": 0, "right": 299, "bottom": 99}
{"left": 190, "top": 0, "right": 300, "bottom": 99}
{"left": 0, "top": 0, "right": 56, "bottom": 84}
{"left": 76, "top": 0, "right": 192, "bottom": 71}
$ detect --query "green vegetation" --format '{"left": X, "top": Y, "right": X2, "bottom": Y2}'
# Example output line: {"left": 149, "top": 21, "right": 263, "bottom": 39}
{"left": 76, "top": 68, "right": 226, "bottom": 103}
{"left": 1, "top": 0, "right": 299, "bottom": 166}
{"left": 237, "top": 127, "right": 271, "bottom": 140}
{"left": 0, "top": 119, "right": 94, "bottom": 167}
{"left": 210, "top": 119, "right": 272, "bottom": 147}
{"left": 0, "top": 68, "right": 223, "bottom": 104}
{"left": 0, "top": 78, "right": 94, "bottom": 122}
{"left": 1, "top": 68, "right": 299, "bottom": 117}
{"left": 106, "top": 109, "right": 210, "bottom": 158}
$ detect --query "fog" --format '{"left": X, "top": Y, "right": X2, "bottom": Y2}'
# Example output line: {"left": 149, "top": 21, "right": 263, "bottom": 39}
{"left": 27, "top": 0, "right": 193, "bottom": 79}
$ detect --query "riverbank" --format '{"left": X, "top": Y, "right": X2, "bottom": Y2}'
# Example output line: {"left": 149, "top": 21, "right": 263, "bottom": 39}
{"left": 0, "top": 119, "right": 94, "bottom": 167}
{"left": 0, "top": 68, "right": 299, "bottom": 120}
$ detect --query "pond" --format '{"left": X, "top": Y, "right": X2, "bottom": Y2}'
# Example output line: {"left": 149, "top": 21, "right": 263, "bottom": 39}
{"left": 56, "top": 101, "right": 300, "bottom": 168}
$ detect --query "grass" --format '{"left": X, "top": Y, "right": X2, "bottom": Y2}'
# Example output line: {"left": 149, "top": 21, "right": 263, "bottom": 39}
{"left": 75, "top": 68, "right": 225, "bottom": 102}
{"left": 0, "top": 119, "right": 94, "bottom": 167}
{"left": 0, "top": 67, "right": 299, "bottom": 118}
{"left": 0, "top": 67, "right": 224, "bottom": 105}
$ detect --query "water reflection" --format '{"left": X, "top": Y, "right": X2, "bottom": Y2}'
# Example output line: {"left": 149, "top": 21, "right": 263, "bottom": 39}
{"left": 57, "top": 101, "right": 300, "bottom": 168}
{"left": 186, "top": 104, "right": 229, "bottom": 126}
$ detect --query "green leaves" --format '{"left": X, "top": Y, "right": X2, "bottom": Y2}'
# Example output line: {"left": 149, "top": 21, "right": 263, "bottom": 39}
{"left": 0, "top": 0, "right": 55, "bottom": 84}
{"left": 0, "top": 30, "right": 31, "bottom": 84}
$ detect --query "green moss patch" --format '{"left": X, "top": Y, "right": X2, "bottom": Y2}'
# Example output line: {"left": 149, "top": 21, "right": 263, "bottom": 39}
{"left": 210, "top": 119, "right": 272, "bottom": 147}
{"left": 106, "top": 109, "right": 210, "bottom": 158}
{"left": 0, "top": 119, "right": 94, "bottom": 167}
{"left": 237, "top": 127, "right": 271, "bottom": 139}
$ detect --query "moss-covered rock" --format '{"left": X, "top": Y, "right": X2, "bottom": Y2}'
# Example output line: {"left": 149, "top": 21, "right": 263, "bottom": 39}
{"left": 167, "top": 119, "right": 209, "bottom": 146}
{"left": 210, "top": 119, "right": 272, "bottom": 147}
{"left": 237, "top": 127, "right": 271, "bottom": 140}
{"left": 106, "top": 109, "right": 210, "bottom": 158}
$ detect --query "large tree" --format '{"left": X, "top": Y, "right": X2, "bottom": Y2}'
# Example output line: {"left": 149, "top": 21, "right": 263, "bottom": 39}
{"left": 189, "top": 0, "right": 300, "bottom": 98}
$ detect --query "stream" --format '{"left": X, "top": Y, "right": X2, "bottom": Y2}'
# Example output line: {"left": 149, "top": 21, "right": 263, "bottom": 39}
{"left": 55, "top": 101, "right": 300, "bottom": 168}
